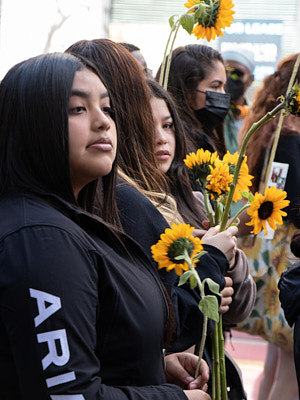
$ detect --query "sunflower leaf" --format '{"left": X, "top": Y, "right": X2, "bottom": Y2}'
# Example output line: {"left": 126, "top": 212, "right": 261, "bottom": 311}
{"left": 239, "top": 191, "right": 254, "bottom": 202}
{"left": 199, "top": 295, "right": 219, "bottom": 322}
{"left": 193, "top": 250, "right": 207, "bottom": 260}
{"left": 203, "top": 278, "right": 220, "bottom": 294}
{"left": 178, "top": 270, "right": 193, "bottom": 286}
{"left": 180, "top": 14, "right": 195, "bottom": 35}
{"left": 189, "top": 274, "right": 197, "bottom": 289}
{"left": 169, "top": 15, "right": 178, "bottom": 28}
{"left": 174, "top": 254, "right": 185, "bottom": 261}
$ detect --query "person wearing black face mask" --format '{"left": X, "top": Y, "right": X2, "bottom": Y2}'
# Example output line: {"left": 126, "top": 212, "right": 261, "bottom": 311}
{"left": 156, "top": 44, "right": 233, "bottom": 158}
{"left": 194, "top": 90, "right": 231, "bottom": 133}
{"left": 222, "top": 48, "right": 255, "bottom": 153}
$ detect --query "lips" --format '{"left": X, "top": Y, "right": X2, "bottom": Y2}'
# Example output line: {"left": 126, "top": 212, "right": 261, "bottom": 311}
{"left": 155, "top": 149, "right": 170, "bottom": 160}
{"left": 88, "top": 137, "right": 113, "bottom": 151}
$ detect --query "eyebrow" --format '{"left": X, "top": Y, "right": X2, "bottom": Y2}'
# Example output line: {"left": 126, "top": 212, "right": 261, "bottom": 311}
{"left": 70, "top": 90, "right": 109, "bottom": 100}
{"left": 210, "top": 79, "right": 223, "bottom": 85}
{"left": 162, "top": 115, "right": 173, "bottom": 121}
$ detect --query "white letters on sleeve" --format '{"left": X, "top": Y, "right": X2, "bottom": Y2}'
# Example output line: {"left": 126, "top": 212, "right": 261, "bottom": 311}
{"left": 37, "top": 329, "right": 70, "bottom": 370}
{"left": 29, "top": 288, "right": 61, "bottom": 327}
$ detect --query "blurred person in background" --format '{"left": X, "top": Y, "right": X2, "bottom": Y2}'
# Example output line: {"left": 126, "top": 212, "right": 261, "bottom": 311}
{"left": 222, "top": 48, "right": 255, "bottom": 154}
{"left": 119, "top": 42, "right": 153, "bottom": 78}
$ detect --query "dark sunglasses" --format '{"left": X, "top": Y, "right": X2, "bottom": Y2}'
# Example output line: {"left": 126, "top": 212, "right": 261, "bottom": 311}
{"left": 226, "top": 67, "right": 245, "bottom": 80}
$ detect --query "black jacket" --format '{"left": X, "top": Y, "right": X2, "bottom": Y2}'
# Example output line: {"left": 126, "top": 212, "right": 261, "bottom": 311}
{"left": 0, "top": 193, "right": 187, "bottom": 399}
{"left": 279, "top": 261, "right": 300, "bottom": 396}
{"left": 274, "top": 133, "right": 300, "bottom": 228}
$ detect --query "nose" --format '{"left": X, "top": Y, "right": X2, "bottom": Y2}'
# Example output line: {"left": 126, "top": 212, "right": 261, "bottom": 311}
{"left": 92, "top": 108, "right": 111, "bottom": 132}
{"left": 155, "top": 127, "right": 167, "bottom": 145}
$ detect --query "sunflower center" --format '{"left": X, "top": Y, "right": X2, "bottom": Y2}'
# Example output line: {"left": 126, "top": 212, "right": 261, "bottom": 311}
{"left": 196, "top": 0, "right": 219, "bottom": 27}
{"left": 258, "top": 201, "right": 274, "bottom": 220}
{"left": 167, "top": 238, "right": 194, "bottom": 263}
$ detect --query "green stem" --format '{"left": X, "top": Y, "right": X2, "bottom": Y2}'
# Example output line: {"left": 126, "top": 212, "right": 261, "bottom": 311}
{"left": 184, "top": 249, "right": 209, "bottom": 377}
{"left": 212, "top": 324, "right": 221, "bottom": 399}
{"left": 218, "top": 315, "right": 227, "bottom": 399}
{"left": 219, "top": 102, "right": 285, "bottom": 232}
{"left": 195, "top": 315, "right": 208, "bottom": 377}
{"left": 214, "top": 200, "right": 223, "bottom": 226}
{"left": 163, "top": 21, "right": 181, "bottom": 89}
{"left": 227, "top": 202, "right": 251, "bottom": 228}
{"left": 158, "top": 4, "right": 199, "bottom": 89}
{"left": 158, "top": 23, "right": 178, "bottom": 86}
{"left": 260, "top": 110, "right": 284, "bottom": 192}
{"left": 212, "top": 332, "right": 216, "bottom": 400}
{"left": 204, "top": 190, "right": 214, "bottom": 226}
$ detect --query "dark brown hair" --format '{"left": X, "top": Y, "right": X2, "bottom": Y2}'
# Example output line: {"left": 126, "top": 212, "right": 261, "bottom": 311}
{"left": 156, "top": 44, "right": 226, "bottom": 156}
{"left": 147, "top": 78, "right": 206, "bottom": 227}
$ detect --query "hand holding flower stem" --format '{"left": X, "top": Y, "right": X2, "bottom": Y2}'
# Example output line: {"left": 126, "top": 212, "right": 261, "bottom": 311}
{"left": 151, "top": 223, "right": 220, "bottom": 381}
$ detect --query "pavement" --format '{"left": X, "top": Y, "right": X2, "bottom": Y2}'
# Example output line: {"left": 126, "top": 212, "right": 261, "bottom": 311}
{"left": 225, "top": 329, "right": 267, "bottom": 400}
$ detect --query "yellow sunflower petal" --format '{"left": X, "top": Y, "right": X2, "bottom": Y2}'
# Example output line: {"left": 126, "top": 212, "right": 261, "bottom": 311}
{"left": 186, "top": 0, "right": 235, "bottom": 42}
{"left": 246, "top": 186, "right": 290, "bottom": 235}
{"left": 151, "top": 223, "right": 203, "bottom": 276}
{"left": 223, "top": 151, "right": 253, "bottom": 202}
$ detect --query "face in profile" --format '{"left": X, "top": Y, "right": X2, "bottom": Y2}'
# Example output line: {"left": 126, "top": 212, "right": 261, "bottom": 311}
{"left": 188, "top": 60, "right": 227, "bottom": 110}
{"left": 150, "top": 97, "right": 176, "bottom": 174}
{"left": 68, "top": 68, "right": 117, "bottom": 198}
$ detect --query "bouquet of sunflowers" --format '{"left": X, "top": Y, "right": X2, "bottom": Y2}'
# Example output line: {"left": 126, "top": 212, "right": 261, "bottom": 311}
{"left": 153, "top": 1, "right": 300, "bottom": 399}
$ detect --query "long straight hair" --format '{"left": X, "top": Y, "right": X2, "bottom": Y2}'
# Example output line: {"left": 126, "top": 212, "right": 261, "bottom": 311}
{"left": 147, "top": 79, "right": 207, "bottom": 228}
{"left": 156, "top": 44, "right": 226, "bottom": 156}
{"left": 0, "top": 52, "right": 119, "bottom": 225}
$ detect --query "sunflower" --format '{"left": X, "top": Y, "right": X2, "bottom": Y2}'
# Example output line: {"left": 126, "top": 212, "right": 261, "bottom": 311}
{"left": 184, "top": 0, "right": 235, "bottom": 42}
{"left": 184, "top": 148, "right": 219, "bottom": 186}
{"left": 206, "top": 160, "right": 233, "bottom": 199}
{"left": 222, "top": 151, "right": 253, "bottom": 202}
{"left": 151, "top": 223, "right": 203, "bottom": 276}
{"left": 246, "top": 186, "right": 290, "bottom": 235}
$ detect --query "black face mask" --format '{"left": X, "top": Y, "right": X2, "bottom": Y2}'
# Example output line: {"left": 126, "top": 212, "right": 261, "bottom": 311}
{"left": 194, "top": 91, "right": 231, "bottom": 131}
{"left": 225, "top": 76, "right": 244, "bottom": 100}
